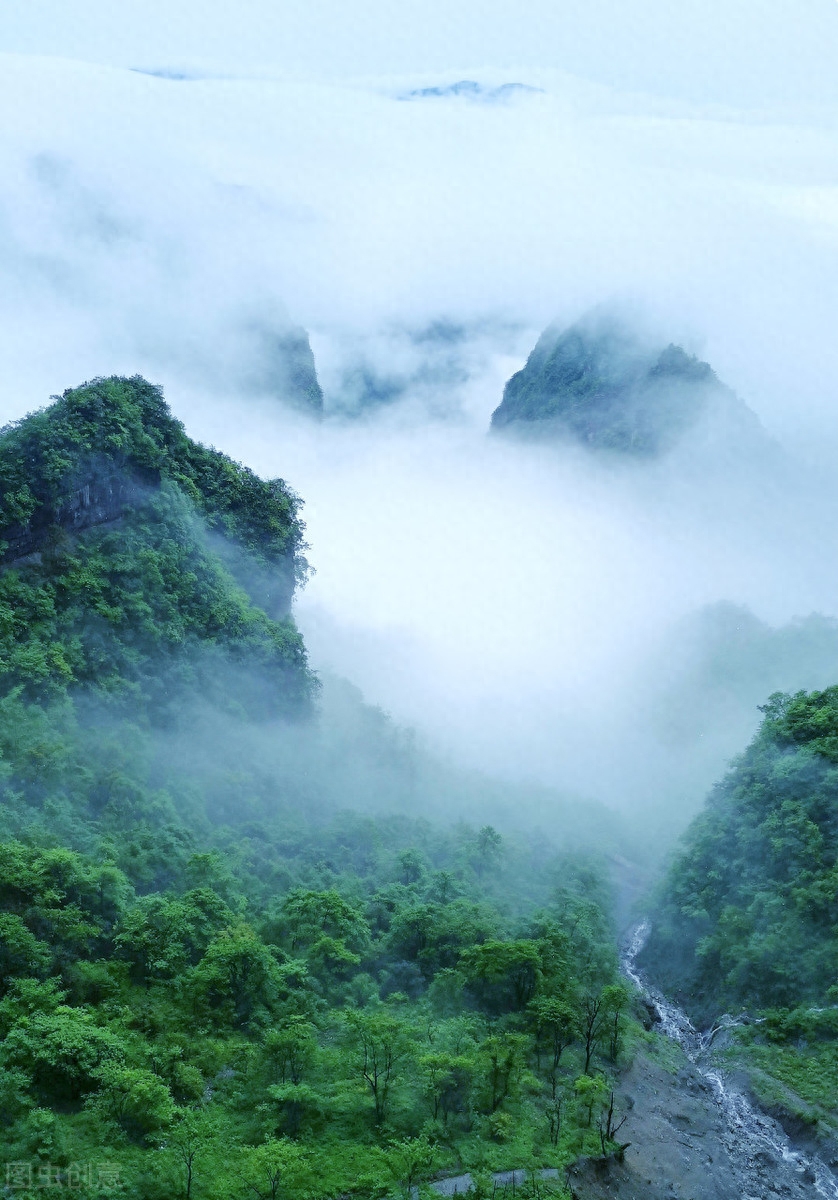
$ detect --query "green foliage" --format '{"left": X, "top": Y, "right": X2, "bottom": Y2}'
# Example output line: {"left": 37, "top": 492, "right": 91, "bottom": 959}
{"left": 0, "top": 375, "right": 307, "bottom": 575}
{"left": 0, "top": 818, "right": 624, "bottom": 1194}
{"left": 645, "top": 686, "right": 838, "bottom": 1017}
{"left": 0, "top": 377, "right": 630, "bottom": 1195}
{"left": 490, "top": 317, "right": 738, "bottom": 456}
{"left": 0, "top": 376, "right": 315, "bottom": 717}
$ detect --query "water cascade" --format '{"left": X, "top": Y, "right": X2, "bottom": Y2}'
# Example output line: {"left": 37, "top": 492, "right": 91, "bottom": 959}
{"left": 623, "top": 922, "right": 838, "bottom": 1199}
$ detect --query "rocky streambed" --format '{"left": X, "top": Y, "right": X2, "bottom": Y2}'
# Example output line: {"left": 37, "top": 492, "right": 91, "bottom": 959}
{"left": 572, "top": 923, "right": 838, "bottom": 1200}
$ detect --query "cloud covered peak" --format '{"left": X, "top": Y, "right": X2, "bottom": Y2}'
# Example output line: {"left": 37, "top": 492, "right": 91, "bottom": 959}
{"left": 491, "top": 310, "right": 765, "bottom": 460}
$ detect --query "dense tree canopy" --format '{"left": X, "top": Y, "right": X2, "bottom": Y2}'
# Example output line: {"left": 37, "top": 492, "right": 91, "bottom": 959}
{"left": 643, "top": 687, "right": 838, "bottom": 1017}
{"left": 0, "top": 380, "right": 633, "bottom": 1197}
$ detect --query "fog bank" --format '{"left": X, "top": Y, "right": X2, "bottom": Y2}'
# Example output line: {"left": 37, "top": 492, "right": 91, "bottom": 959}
{"left": 2, "top": 13, "right": 838, "bottom": 830}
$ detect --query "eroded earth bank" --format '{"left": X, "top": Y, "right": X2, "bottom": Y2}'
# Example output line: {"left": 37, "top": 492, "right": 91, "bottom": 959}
{"left": 567, "top": 929, "right": 838, "bottom": 1200}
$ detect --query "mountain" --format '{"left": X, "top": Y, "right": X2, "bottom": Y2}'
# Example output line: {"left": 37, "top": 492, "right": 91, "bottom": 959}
{"left": 0, "top": 375, "right": 633, "bottom": 1193}
{"left": 244, "top": 325, "right": 325, "bottom": 415}
{"left": 400, "top": 80, "right": 542, "bottom": 103}
{"left": 642, "top": 686, "right": 838, "bottom": 1018}
{"left": 491, "top": 313, "right": 762, "bottom": 456}
{"left": 0, "top": 375, "right": 314, "bottom": 719}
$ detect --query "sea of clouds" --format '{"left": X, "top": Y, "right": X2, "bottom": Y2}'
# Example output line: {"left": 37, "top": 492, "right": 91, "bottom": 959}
{"left": 2, "top": 1, "right": 838, "bottom": 829}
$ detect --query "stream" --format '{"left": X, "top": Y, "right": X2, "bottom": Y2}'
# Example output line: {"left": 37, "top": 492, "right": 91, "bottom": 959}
{"left": 619, "top": 921, "right": 838, "bottom": 1200}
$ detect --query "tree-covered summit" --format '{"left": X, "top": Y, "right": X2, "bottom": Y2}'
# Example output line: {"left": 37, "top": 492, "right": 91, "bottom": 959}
{"left": 491, "top": 314, "right": 759, "bottom": 456}
{"left": 0, "top": 376, "right": 314, "bottom": 715}
{"left": 0, "top": 375, "right": 308, "bottom": 583}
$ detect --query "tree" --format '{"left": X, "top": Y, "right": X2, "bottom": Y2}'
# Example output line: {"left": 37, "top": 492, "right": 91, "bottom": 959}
{"left": 0, "top": 913, "right": 52, "bottom": 987}
{"left": 528, "top": 996, "right": 579, "bottom": 1096}
{"left": 546, "top": 1090, "right": 566, "bottom": 1147}
{"left": 459, "top": 940, "right": 543, "bottom": 1013}
{"left": 236, "top": 1138, "right": 315, "bottom": 1200}
{"left": 580, "top": 990, "right": 608, "bottom": 1075}
{"left": 190, "top": 923, "right": 283, "bottom": 1028}
{"left": 574, "top": 1073, "right": 608, "bottom": 1128}
{"left": 600, "top": 984, "right": 629, "bottom": 1063}
{"left": 3, "top": 1006, "right": 125, "bottom": 1102}
{"left": 419, "top": 1052, "right": 475, "bottom": 1127}
{"left": 114, "top": 888, "right": 234, "bottom": 983}
{"left": 266, "top": 1082, "right": 324, "bottom": 1139}
{"left": 165, "top": 1109, "right": 221, "bottom": 1200}
{"left": 86, "top": 1065, "right": 175, "bottom": 1142}
{"left": 346, "top": 1011, "right": 410, "bottom": 1125}
{"left": 276, "top": 890, "right": 369, "bottom": 955}
{"left": 396, "top": 848, "right": 428, "bottom": 886}
{"left": 382, "top": 1137, "right": 437, "bottom": 1199}
{"left": 262, "top": 1019, "right": 317, "bottom": 1086}
{"left": 477, "top": 1033, "right": 528, "bottom": 1114}
{"left": 598, "top": 1090, "right": 629, "bottom": 1155}
{"left": 474, "top": 826, "right": 502, "bottom": 879}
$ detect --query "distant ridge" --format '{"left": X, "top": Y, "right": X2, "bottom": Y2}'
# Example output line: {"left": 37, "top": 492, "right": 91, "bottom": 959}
{"left": 400, "top": 80, "right": 542, "bottom": 103}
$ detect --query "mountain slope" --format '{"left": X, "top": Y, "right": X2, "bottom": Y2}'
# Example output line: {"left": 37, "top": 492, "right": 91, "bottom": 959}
{"left": 491, "top": 313, "right": 761, "bottom": 457}
{"left": 0, "top": 376, "right": 634, "bottom": 1196}
{"left": 641, "top": 686, "right": 838, "bottom": 1019}
{"left": 0, "top": 375, "right": 314, "bottom": 717}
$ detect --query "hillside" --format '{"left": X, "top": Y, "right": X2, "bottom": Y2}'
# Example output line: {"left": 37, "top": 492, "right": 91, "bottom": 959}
{"left": 0, "top": 377, "right": 636, "bottom": 1198}
{"left": 638, "top": 686, "right": 838, "bottom": 1163}
{"left": 0, "top": 376, "right": 315, "bottom": 718}
{"left": 641, "top": 686, "right": 838, "bottom": 1019}
{"left": 491, "top": 313, "right": 761, "bottom": 456}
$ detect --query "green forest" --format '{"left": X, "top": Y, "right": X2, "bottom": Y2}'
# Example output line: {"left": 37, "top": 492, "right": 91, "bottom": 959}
{"left": 8, "top": 374, "right": 838, "bottom": 1195}
{"left": 643, "top": 687, "right": 838, "bottom": 1136}
{"left": 0, "top": 379, "right": 638, "bottom": 1199}
{"left": 644, "top": 687, "right": 838, "bottom": 1014}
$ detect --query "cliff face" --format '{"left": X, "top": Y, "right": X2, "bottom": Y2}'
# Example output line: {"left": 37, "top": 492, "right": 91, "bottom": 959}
{"left": 491, "top": 315, "right": 758, "bottom": 456}
{"left": 2, "top": 461, "right": 152, "bottom": 565}
{"left": 246, "top": 326, "right": 325, "bottom": 415}
{"left": 0, "top": 375, "right": 307, "bottom": 605}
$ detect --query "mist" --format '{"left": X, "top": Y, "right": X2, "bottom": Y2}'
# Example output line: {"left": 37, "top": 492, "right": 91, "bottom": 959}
{"left": 3, "top": 6, "right": 838, "bottom": 838}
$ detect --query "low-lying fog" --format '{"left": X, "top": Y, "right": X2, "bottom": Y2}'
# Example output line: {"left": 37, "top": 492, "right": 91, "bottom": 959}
{"left": 2, "top": 3, "right": 838, "bottom": 833}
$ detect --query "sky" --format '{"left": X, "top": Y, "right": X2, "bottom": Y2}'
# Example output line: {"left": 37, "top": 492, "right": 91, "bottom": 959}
{"left": 2, "top": 0, "right": 838, "bottom": 110}
{"left": 2, "top": 3, "right": 838, "bottom": 827}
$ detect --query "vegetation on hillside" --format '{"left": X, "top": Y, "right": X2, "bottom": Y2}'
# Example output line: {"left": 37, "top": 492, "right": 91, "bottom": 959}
{"left": 490, "top": 315, "right": 751, "bottom": 455}
{"left": 0, "top": 379, "right": 635, "bottom": 1198}
{"left": 0, "top": 376, "right": 314, "bottom": 719}
{"left": 0, "top": 816, "right": 633, "bottom": 1198}
{"left": 643, "top": 687, "right": 838, "bottom": 1018}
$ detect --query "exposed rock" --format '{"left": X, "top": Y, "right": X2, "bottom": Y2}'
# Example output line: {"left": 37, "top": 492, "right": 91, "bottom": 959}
{"left": 400, "top": 80, "right": 542, "bottom": 103}
{"left": 567, "top": 1150, "right": 672, "bottom": 1200}
{"left": 1, "top": 461, "right": 154, "bottom": 565}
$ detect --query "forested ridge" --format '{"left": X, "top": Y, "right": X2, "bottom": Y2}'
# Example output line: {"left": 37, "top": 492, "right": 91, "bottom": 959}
{"left": 643, "top": 687, "right": 838, "bottom": 1141}
{"left": 0, "top": 379, "right": 635, "bottom": 1199}
{"left": 643, "top": 687, "right": 838, "bottom": 1014}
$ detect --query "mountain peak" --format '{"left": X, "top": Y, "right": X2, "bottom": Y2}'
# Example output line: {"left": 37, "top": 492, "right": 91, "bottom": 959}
{"left": 0, "top": 376, "right": 314, "bottom": 716}
{"left": 491, "top": 314, "right": 760, "bottom": 458}
{"left": 1, "top": 375, "right": 306, "bottom": 585}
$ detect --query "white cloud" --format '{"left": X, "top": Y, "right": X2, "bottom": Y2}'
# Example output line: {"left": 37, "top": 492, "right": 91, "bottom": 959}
{"left": 2, "top": 12, "right": 838, "bottom": 828}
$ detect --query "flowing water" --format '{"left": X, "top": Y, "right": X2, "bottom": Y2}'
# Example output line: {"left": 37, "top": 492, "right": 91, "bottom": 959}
{"left": 622, "top": 921, "right": 838, "bottom": 1199}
